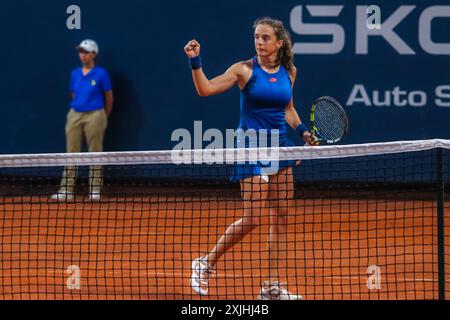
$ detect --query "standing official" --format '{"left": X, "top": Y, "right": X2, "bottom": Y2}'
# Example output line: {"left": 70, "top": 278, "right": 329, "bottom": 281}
{"left": 51, "top": 39, "right": 113, "bottom": 202}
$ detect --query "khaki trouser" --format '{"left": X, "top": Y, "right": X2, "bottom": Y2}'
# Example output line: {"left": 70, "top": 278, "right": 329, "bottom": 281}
{"left": 59, "top": 108, "right": 108, "bottom": 194}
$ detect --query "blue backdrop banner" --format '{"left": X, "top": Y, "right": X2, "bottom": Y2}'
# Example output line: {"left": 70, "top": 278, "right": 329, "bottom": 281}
{"left": 0, "top": 0, "right": 449, "bottom": 154}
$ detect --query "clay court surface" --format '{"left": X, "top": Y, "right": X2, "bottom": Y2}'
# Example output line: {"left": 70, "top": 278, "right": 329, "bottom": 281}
{"left": 1, "top": 196, "right": 449, "bottom": 300}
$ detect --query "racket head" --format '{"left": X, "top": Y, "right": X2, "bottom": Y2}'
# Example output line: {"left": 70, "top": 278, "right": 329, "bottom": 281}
{"left": 310, "top": 96, "right": 349, "bottom": 144}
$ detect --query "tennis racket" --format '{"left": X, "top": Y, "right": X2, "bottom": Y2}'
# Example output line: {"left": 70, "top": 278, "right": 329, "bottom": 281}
{"left": 309, "top": 96, "right": 349, "bottom": 145}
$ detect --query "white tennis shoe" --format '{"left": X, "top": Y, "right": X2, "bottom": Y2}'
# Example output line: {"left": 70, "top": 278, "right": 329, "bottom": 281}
{"left": 257, "top": 281, "right": 303, "bottom": 300}
{"left": 50, "top": 191, "right": 74, "bottom": 202}
{"left": 190, "top": 256, "right": 215, "bottom": 296}
{"left": 89, "top": 192, "right": 101, "bottom": 202}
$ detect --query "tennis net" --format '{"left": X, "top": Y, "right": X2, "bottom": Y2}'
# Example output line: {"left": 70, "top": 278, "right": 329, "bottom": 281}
{"left": 0, "top": 139, "right": 449, "bottom": 300}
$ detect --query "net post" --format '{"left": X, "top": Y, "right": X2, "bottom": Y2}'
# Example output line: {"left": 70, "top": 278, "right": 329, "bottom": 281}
{"left": 436, "top": 147, "right": 446, "bottom": 300}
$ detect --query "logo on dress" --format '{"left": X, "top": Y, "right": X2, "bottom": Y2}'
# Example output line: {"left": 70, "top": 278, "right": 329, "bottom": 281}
{"left": 91, "top": 80, "right": 97, "bottom": 86}
{"left": 269, "top": 77, "right": 278, "bottom": 83}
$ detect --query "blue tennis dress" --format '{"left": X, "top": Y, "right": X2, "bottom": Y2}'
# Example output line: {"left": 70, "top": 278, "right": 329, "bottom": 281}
{"left": 230, "top": 57, "right": 296, "bottom": 181}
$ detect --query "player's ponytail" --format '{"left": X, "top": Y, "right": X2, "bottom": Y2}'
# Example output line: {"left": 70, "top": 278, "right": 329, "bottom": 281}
{"left": 253, "top": 17, "right": 294, "bottom": 74}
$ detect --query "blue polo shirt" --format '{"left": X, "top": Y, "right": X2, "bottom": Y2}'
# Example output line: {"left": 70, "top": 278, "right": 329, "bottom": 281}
{"left": 70, "top": 66, "right": 112, "bottom": 112}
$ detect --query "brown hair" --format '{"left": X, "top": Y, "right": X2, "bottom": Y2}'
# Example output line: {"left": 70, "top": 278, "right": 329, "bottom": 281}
{"left": 253, "top": 17, "right": 294, "bottom": 73}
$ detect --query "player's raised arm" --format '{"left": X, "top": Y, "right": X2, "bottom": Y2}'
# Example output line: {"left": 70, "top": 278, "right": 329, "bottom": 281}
{"left": 184, "top": 39, "right": 240, "bottom": 97}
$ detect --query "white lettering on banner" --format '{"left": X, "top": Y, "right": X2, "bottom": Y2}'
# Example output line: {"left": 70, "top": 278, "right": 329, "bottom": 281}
{"left": 436, "top": 85, "right": 450, "bottom": 107}
{"left": 356, "top": 5, "right": 416, "bottom": 55}
{"left": 409, "top": 91, "right": 427, "bottom": 107}
{"left": 373, "top": 91, "right": 390, "bottom": 107}
{"left": 291, "top": 5, "right": 450, "bottom": 55}
{"left": 347, "top": 85, "right": 429, "bottom": 107}
{"left": 419, "top": 6, "right": 450, "bottom": 55}
{"left": 392, "top": 87, "right": 409, "bottom": 107}
{"left": 290, "top": 5, "right": 345, "bottom": 54}
{"left": 347, "top": 85, "right": 372, "bottom": 106}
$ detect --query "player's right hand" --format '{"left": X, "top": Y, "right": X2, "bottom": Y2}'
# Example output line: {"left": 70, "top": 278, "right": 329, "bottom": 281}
{"left": 304, "top": 131, "right": 319, "bottom": 146}
{"left": 184, "top": 40, "right": 201, "bottom": 58}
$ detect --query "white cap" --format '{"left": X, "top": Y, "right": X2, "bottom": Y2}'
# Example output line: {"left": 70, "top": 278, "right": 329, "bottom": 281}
{"left": 77, "top": 39, "right": 99, "bottom": 54}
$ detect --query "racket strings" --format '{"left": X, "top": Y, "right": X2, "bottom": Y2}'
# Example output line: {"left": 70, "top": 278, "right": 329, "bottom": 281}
{"left": 314, "top": 102, "right": 347, "bottom": 141}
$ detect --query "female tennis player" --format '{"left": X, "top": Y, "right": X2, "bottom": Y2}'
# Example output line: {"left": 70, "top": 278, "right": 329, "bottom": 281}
{"left": 185, "top": 17, "right": 315, "bottom": 300}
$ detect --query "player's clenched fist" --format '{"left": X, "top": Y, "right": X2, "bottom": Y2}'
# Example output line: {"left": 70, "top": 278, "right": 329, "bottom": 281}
{"left": 184, "top": 40, "right": 201, "bottom": 58}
